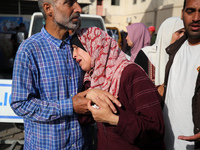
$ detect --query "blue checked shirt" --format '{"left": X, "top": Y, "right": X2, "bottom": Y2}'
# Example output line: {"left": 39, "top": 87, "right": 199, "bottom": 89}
{"left": 11, "top": 27, "right": 85, "bottom": 150}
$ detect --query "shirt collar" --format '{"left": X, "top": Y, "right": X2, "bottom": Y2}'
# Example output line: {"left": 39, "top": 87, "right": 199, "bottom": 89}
{"left": 41, "top": 27, "right": 72, "bottom": 50}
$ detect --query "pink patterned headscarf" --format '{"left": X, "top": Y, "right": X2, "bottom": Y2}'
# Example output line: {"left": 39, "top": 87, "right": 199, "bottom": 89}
{"left": 126, "top": 23, "right": 151, "bottom": 62}
{"left": 76, "top": 27, "right": 133, "bottom": 97}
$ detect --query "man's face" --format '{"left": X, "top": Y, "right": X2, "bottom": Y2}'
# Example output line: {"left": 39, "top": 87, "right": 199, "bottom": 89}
{"left": 53, "top": 0, "right": 82, "bottom": 30}
{"left": 182, "top": 0, "right": 200, "bottom": 42}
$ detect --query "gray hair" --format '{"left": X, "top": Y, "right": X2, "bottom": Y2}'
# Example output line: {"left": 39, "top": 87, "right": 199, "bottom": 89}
{"left": 38, "top": 0, "right": 56, "bottom": 19}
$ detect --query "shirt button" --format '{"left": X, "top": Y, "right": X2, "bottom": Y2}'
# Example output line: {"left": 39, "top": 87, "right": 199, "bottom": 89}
{"left": 67, "top": 59, "right": 69, "bottom": 61}
{"left": 69, "top": 77, "right": 71, "bottom": 79}
{"left": 72, "top": 128, "right": 74, "bottom": 130}
{"left": 197, "top": 128, "right": 199, "bottom": 131}
{"left": 71, "top": 94, "right": 73, "bottom": 97}
{"left": 72, "top": 144, "right": 74, "bottom": 147}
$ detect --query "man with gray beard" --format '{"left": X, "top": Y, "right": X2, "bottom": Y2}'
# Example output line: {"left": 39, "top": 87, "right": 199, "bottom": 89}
{"left": 10, "top": 0, "right": 120, "bottom": 149}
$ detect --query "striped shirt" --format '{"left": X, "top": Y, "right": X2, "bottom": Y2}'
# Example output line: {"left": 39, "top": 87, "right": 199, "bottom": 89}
{"left": 11, "top": 27, "right": 85, "bottom": 150}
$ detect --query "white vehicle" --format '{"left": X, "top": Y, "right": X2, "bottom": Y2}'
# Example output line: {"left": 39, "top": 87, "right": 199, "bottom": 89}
{"left": 29, "top": 12, "right": 107, "bottom": 37}
{"left": 0, "top": 12, "right": 107, "bottom": 124}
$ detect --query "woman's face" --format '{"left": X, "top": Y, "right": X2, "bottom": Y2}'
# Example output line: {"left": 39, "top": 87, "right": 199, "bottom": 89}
{"left": 170, "top": 28, "right": 186, "bottom": 44}
{"left": 72, "top": 45, "right": 91, "bottom": 71}
{"left": 126, "top": 35, "right": 133, "bottom": 47}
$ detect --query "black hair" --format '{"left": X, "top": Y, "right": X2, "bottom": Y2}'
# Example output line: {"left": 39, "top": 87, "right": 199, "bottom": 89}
{"left": 70, "top": 34, "right": 86, "bottom": 52}
{"left": 183, "top": 0, "right": 186, "bottom": 9}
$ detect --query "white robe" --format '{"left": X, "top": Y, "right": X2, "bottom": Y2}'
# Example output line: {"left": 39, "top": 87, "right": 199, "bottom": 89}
{"left": 142, "top": 17, "right": 184, "bottom": 85}
{"left": 163, "top": 41, "right": 200, "bottom": 150}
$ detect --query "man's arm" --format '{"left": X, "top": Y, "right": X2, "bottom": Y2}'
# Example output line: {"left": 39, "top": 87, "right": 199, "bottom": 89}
{"left": 72, "top": 90, "right": 90, "bottom": 114}
{"left": 11, "top": 50, "right": 75, "bottom": 122}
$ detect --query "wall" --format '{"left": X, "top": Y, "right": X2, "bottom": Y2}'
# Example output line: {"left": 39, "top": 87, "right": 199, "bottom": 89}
{"left": 89, "top": 0, "right": 184, "bottom": 32}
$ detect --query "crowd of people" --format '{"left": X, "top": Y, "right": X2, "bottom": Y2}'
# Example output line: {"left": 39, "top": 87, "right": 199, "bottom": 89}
{"left": 10, "top": 0, "right": 200, "bottom": 149}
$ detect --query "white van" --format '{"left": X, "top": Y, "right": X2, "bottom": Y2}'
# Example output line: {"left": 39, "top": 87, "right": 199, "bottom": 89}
{"left": 29, "top": 12, "right": 107, "bottom": 37}
{"left": 0, "top": 12, "right": 106, "bottom": 124}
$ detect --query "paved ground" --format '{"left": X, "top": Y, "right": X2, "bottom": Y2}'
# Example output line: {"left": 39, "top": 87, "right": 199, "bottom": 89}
{"left": 0, "top": 123, "right": 97, "bottom": 150}
{"left": 0, "top": 123, "right": 24, "bottom": 150}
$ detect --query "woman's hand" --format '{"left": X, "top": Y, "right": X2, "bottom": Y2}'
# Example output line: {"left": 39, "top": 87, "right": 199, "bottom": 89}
{"left": 86, "top": 88, "right": 121, "bottom": 113}
{"left": 87, "top": 97, "right": 119, "bottom": 125}
{"left": 157, "top": 83, "right": 164, "bottom": 97}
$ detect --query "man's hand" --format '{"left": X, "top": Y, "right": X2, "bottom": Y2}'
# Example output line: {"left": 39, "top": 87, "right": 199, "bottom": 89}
{"left": 157, "top": 83, "right": 164, "bottom": 97}
{"left": 87, "top": 97, "right": 119, "bottom": 125}
{"left": 86, "top": 88, "right": 121, "bottom": 113}
{"left": 72, "top": 90, "right": 90, "bottom": 114}
{"left": 178, "top": 132, "right": 200, "bottom": 141}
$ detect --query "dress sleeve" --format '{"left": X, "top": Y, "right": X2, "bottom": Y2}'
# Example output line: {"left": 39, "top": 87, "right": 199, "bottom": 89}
{"left": 114, "top": 64, "right": 164, "bottom": 148}
{"left": 11, "top": 47, "right": 73, "bottom": 122}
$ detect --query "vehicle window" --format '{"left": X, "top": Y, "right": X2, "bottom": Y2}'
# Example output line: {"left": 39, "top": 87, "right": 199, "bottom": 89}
{"left": 32, "top": 16, "right": 45, "bottom": 35}
{"left": 31, "top": 16, "right": 105, "bottom": 36}
{"left": 0, "top": 15, "right": 106, "bottom": 80}
{"left": 0, "top": 32, "right": 15, "bottom": 79}
{"left": 81, "top": 17, "right": 105, "bottom": 31}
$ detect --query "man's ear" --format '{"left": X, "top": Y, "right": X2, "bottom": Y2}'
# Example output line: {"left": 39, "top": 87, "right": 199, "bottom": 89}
{"left": 43, "top": 2, "right": 53, "bottom": 17}
{"left": 181, "top": 9, "right": 184, "bottom": 20}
